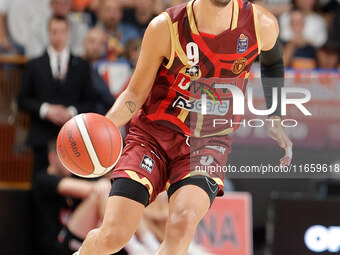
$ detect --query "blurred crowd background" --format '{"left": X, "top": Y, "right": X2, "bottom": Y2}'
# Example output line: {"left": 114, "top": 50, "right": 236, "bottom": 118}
{"left": 0, "top": 0, "right": 339, "bottom": 68}
{"left": 0, "top": 0, "right": 339, "bottom": 255}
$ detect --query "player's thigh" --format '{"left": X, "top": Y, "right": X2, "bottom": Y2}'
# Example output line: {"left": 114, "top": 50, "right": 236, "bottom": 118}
{"left": 169, "top": 135, "right": 232, "bottom": 196}
{"left": 167, "top": 184, "right": 211, "bottom": 232}
{"left": 112, "top": 138, "right": 168, "bottom": 204}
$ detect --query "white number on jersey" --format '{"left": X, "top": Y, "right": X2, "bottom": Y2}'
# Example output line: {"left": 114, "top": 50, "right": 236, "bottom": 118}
{"left": 186, "top": 42, "right": 199, "bottom": 66}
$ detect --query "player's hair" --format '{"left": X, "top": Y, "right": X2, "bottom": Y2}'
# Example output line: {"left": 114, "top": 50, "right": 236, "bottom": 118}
{"left": 48, "top": 15, "right": 69, "bottom": 28}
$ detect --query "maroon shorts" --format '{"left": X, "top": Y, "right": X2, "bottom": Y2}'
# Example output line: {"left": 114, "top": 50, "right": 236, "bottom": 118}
{"left": 111, "top": 113, "right": 232, "bottom": 203}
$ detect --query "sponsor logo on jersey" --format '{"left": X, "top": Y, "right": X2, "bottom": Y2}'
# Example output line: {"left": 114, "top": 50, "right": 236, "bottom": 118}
{"left": 140, "top": 155, "right": 155, "bottom": 173}
{"left": 237, "top": 34, "right": 248, "bottom": 54}
{"left": 232, "top": 58, "right": 248, "bottom": 75}
{"left": 200, "top": 155, "right": 214, "bottom": 166}
{"left": 205, "top": 145, "right": 227, "bottom": 155}
{"left": 173, "top": 74, "right": 244, "bottom": 100}
{"left": 173, "top": 96, "right": 230, "bottom": 116}
{"left": 185, "top": 65, "right": 200, "bottom": 77}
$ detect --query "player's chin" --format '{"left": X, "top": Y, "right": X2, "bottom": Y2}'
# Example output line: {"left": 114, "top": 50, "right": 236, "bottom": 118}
{"left": 210, "top": 0, "right": 232, "bottom": 7}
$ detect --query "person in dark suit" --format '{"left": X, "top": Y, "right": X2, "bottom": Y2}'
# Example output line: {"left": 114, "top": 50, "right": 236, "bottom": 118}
{"left": 18, "top": 15, "right": 94, "bottom": 175}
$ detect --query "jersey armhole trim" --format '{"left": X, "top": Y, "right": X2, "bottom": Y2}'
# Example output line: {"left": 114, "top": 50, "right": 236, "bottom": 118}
{"left": 162, "top": 12, "right": 176, "bottom": 69}
{"left": 231, "top": 0, "right": 240, "bottom": 31}
{"left": 252, "top": 4, "right": 262, "bottom": 54}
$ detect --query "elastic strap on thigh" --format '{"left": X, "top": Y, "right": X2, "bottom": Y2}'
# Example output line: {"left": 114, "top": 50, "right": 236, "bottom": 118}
{"left": 109, "top": 178, "right": 149, "bottom": 207}
{"left": 168, "top": 176, "right": 219, "bottom": 207}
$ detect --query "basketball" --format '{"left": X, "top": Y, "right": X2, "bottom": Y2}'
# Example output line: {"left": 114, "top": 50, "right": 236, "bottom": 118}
{"left": 56, "top": 113, "right": 122, "bottom": 178}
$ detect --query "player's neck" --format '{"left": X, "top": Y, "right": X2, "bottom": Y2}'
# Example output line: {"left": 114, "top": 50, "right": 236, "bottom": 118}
{"left": 193, "top": 0, "right": 233, "bottom": 35}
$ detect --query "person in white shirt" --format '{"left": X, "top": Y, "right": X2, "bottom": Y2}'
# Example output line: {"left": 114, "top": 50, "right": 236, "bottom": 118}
{"left": 26, "top": 0, "right": 89, "bottom": 59}
{"left": 0, "top": 0, "right": 50, "bottom": 54}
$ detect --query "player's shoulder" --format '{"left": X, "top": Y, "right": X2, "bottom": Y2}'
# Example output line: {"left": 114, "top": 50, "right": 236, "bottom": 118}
{"left": 253, "top": 4, "right": 279, "bottom": 51}
{"left": 253, "top": 4, "right": 279, "bottom": 33}
{"left": 136, "top": 13, "right": 171, "bottom": 59}
{"left": 145, "top": 13, "right": 170, "bottom": 39}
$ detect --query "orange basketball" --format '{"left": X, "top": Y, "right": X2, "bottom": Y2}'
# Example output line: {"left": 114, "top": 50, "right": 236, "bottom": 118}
{"left": 56, "top": 113, "right": 122, "bottom": 178}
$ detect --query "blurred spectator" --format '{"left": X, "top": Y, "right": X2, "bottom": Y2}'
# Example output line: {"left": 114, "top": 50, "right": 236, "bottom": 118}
{"left": 333, "top": 4, "right": 340, "bottom": 46}
{"left": 123, "top": 0, "right": 157, "bottom": 36}
{"left": 83, "top": 28, "right": 115, "bottom": 115}
{"left": 26, "top": 0, "right": 89, "bottom": 59}
{"left": 124, "top": 38, "right": 142, "bottom": 68}
{"left": 154, "top": 0, "right": 168, "bottom": 13}
{"left": 96, "top": 0, "right": 139, "bottom": 61}
{"left": 0, "top": 0, "right": 50, "bottom": 55}
{"left": 317, "top": 39, "right": 340, "bottom": 68}
{"left": 167, "top": 0, "right": 188, "bottom": 8}
{"left": 18, "top": 16, "right": 94, "bottom": 174}
{"left": 33, "top": 140, "right": 113, "bottom": 255}
{"left": 95, "top": 37, "right": 141, "bottom": 102}
{"left": 82, "top": 0, "right": 101, "bottom": 27}
{"left": 71, "top": 0, "right": 92, "bottom": 11}
{"left": 319, "top": 0, "right": 340, "bottom": 47}
{"left": 279, "top": 0, "right": 328, "bottom": 68}
{"left": 116, "top": 0, "right": 143, "bottom": 8}
{"left": 254, "top": 0, "right": 291, "bottom": 18}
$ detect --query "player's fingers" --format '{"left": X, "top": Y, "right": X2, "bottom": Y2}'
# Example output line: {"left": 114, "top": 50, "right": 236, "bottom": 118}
{"left": 279, "top": 148, "right": 293, "bottom": 167}
{"left": 286, "top": 157, "right": 292, "bottom": 166}
{"left": 280, "top": 157, "right": 289, "bottom": 167}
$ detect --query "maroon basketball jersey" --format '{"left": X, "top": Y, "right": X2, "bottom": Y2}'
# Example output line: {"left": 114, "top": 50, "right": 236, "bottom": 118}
{"left": 142, "top": 0, "right": 261, "bottom": 137}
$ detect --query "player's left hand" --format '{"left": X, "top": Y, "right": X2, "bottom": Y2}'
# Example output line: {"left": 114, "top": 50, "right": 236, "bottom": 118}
{"left": 268, "top": 117, "right": 293, "bottom": 167}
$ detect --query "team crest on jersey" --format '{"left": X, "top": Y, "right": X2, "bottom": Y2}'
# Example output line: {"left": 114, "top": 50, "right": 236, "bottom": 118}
{"left": 232, "top": 58, "right": 248, "bottom": 74}
{"left": 237, "top": 34, "right": 248, "bottom": 54}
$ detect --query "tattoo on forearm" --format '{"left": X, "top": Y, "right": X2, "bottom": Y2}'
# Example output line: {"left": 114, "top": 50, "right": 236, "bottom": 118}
{"left": 125, "top": 101, "right": 136, "bottom": 113}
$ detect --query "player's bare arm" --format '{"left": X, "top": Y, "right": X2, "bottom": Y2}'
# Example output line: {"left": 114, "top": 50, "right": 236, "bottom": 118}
{"left": 255, "top": 4, "right": 293, "bottom": 166}
{"left": 105, "top": 14, "right": 170, "bottom": 128}
{"left": 57, "top": 178, "right": 95, "bottom": 198}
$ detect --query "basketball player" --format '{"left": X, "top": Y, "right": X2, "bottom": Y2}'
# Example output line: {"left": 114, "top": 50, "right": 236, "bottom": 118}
{"left": 77, "top": 0, "right": 293, "bottom": 254}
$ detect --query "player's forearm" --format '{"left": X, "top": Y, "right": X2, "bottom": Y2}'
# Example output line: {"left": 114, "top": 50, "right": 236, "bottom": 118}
{"left": 105, "top": 89, "right": 147, "bottom": 128}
